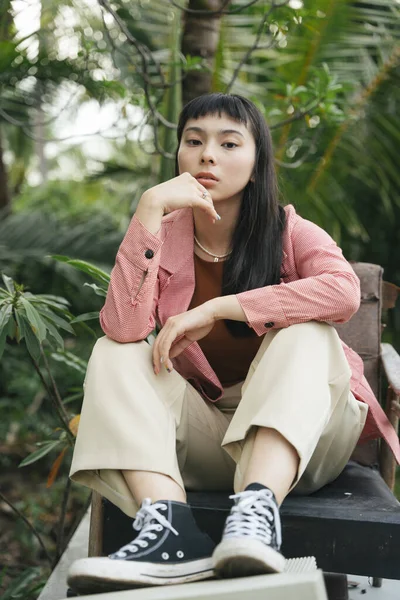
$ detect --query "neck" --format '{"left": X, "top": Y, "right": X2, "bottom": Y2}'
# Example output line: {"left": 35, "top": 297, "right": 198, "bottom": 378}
{"left": 193, "top": 198, "right": 240, "bottom": 256}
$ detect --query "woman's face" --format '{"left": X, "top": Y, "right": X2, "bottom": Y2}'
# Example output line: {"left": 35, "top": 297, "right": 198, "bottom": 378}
{"left": 177, "top": 113, "right": 256, "bottom": 204}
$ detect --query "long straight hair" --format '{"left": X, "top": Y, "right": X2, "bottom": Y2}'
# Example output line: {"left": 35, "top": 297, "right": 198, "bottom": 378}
{"left": 176, "top": 93, "right": 286, "bottom": 337}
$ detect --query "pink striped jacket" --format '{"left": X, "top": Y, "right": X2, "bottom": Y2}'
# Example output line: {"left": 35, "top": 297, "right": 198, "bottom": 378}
{"left": 100, "top": 204, "right": 400, "bottom": 463}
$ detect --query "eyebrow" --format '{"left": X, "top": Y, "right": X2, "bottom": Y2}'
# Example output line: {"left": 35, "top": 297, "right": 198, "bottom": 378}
{"left": 183, "top": 126, "right": 245, "bottom": 138}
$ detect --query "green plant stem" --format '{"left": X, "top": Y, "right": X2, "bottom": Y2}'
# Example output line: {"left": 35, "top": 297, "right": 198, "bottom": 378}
{"left": 269, "top": 98, "right": 325, "bottom": 131}
{"left": 53, "top": 477, "right": 72, "bottom": 569}
{"left": 30, "top": 354, "right": 74, "bottom": 445}
{"left": 40, "top": 347, "right": 71, "bottom": 425}
{"left": 0, "top": 491, "right": 53, "bottom": 566}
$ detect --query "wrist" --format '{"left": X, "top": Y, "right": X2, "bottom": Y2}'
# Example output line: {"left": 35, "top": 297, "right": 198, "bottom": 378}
{"left": 206, "top": 295, "right": 248, "bottom": 323}
{"left": 139, "top": 190, "right": 164, "bottom": 214}
{"left": 205, "top": 298, "right": 222, "bottom": 322}
{"left": 135, "top": 193, "right": 164, "bottom": 236}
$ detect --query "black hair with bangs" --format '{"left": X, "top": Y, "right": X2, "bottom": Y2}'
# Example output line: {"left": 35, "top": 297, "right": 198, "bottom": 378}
{"left": 176, "top": 93, "right": 286, "bottom": 338}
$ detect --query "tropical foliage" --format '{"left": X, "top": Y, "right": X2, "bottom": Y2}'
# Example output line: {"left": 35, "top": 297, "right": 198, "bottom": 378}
{"left": 1, "top": 0, "right": 399, "bottom": 597}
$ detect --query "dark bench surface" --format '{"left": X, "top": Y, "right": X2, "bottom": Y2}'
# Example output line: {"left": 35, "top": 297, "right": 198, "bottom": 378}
{"left": 188, "top": 462, "right": 400, "bottom": 522}
{"left": 102, "top": 462, "right": 400, "bottom": 579}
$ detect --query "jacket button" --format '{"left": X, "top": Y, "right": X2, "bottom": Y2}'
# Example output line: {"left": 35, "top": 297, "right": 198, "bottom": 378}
{"left": 264, "top": 322, "right": 274, "bottom": 328}
{"left": 144, "top": 249, "right": 154, "bottom": 259}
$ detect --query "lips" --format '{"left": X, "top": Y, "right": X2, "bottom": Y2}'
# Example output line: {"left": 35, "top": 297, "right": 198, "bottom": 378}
{"left": 195, "top": 172, "right": 219, "bottom": 181}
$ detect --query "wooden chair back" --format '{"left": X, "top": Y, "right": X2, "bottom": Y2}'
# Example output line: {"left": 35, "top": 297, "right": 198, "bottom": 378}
{"left": 333, "top": 262, "right": 383, "bottom": 466}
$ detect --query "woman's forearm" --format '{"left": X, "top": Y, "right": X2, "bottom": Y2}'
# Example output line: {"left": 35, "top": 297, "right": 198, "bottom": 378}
{"left": 135, "top": 192, "right": 164, "bottom": 236}
{"left": 207, "top": 295, "right": 248, "bottom": 323}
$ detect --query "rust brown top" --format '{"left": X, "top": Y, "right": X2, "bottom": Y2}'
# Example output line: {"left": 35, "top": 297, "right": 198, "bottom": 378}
{"left": 188, "top": 252, "right": 265, "bottom": 387}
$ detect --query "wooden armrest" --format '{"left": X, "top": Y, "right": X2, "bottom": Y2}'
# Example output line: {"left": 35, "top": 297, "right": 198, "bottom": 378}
{"left": 381, "top": 343, "right": 400, "bottom": 396}
{"left": 89, "top": 491, "right": 104, "bottom": 556}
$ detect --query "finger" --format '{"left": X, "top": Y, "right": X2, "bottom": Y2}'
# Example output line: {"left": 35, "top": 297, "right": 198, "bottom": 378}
{"left": 192, "top": 178, "right": 210, "bottom": 199}
{"left": 196, "top": 189, "right": 220, "bottom": 221}
{"left": 158, "top": 337, "right": 173, "bottom": 372}
{"left": 170, "top": 337, "right": 193, "bottom": 359}
{"left": 196, "top": 183, "right": 213, "bottom": 204}
{"left": 153, "top": 329, "right": 168, "bottom": 374}
{"left": 152, "top": 337, "right": 160, "bottom": 374}
{"left": 157, "top": 325, "right": 178, "bottom": 372}
{"left": 154, "top": 334, "right": 169, "bottom": 374}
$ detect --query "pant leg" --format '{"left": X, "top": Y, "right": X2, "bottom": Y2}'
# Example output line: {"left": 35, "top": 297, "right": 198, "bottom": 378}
{"left": 70, "top": 322, "right": 367, "bottom": 518}
{"left": 177, "top": 382, "right": 237, "bottom": 493}
{"left": 220, "top": 321, "right": 368, "bottom": 495}
{"left": 69, "top": 336, "right": 236, "bottom": 517}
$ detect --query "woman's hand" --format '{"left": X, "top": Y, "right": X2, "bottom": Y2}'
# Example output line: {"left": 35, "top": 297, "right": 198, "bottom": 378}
{"left": 140, "top": 172, "right": 220, "bottom": 224}
{"left": 152, "top": 302, "right": 216, "bottom": 374}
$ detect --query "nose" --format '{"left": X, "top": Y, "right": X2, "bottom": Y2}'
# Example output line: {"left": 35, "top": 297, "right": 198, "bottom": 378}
{"left": 200, "top": 145, "right": 216, "bottom": 164}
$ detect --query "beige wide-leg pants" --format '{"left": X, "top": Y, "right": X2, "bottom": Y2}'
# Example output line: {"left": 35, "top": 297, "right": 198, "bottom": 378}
{"left": 70, "top": 322, "right": 368, "bottom": 518}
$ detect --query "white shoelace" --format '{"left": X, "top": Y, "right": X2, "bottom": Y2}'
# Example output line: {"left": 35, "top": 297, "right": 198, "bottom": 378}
{"left": 111, "top": 498, "right": 179, "bottom": 559}
{"left": 223, "top": 489, "right": 282, "bottom": 547}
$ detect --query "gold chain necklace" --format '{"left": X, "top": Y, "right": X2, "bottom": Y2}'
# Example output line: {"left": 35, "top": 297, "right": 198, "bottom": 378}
{"left": 194, "top": 234, "right": 232, "bottom": 263}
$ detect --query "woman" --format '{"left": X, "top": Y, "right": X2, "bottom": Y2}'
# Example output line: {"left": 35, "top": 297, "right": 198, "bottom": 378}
{"left": 67, "top": 93, "right": 400, "bottom": 594}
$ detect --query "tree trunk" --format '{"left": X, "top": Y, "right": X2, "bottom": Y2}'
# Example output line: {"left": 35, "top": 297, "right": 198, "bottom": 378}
{"left": 0, "top": 127, "right": 11, "bottom": 217}
{"left": 181, "top": 0, "right": 230, "bottom": 105}
{"left": 0, "top": 1, "right": 13, "bottom": 41}
{"left": 34, "top": 3, "right": 48, "bottom": 184}
{"left": 0, "top": 2, "right": 14, "bottom": 216}
{"left": 34, "top": 103, "right": 48, "bottom": 184}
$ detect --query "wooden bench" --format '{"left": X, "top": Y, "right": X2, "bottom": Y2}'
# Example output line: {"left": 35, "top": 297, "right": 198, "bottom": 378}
{"left": 87, "top": 262, "right": 400, "bottom": 599}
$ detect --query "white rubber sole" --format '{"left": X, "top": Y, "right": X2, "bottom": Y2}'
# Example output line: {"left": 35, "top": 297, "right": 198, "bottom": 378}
{"left": 67, "top": 556, "right": 214, "bottom": 594}
{"left": 212, "top": 538, "right": 286, "bottom": 579}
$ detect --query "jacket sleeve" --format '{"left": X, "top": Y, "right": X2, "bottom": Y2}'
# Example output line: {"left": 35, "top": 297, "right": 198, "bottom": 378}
{"left": 236, "top": 215, "right": 361, "bottom": 336}
{"left": 99, "top": 214, "right": 163, "bottom": 343}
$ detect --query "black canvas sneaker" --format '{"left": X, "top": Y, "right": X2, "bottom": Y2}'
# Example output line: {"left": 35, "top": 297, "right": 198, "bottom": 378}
{"left": 67, "top": 498, "right": 216, "bottom": 594}
{"left": 212, "top": 483, "right": 286, "bottom": 578}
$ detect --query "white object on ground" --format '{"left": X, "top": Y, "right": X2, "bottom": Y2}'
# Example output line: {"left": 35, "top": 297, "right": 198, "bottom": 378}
{"left": 285, "top": 555, "right": 318, "bottom": 573}
{"left": 60, "top": 569, "right": 328, "bottom": 600}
